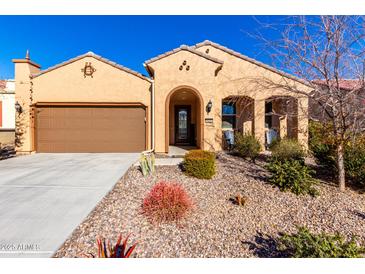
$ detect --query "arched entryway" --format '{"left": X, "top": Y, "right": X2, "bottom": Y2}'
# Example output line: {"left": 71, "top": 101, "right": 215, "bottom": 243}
{"left": 165, "top": 86, "right": 204, "bottom": 152}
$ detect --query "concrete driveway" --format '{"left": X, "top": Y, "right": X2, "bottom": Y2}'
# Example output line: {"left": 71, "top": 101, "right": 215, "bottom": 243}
{"left": 0, "top": 153, "right": 139, "bottom": 257}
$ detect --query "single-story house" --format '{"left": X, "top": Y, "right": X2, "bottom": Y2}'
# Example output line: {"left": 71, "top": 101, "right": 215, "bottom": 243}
{"left": 13, "top": 40, "right": 310, "bottom": 154}
{"left": 0, "top": 79, "right": 15, "bottom": 145}
{"left": 310, "top": 79, "right": 365, "bottom": 124}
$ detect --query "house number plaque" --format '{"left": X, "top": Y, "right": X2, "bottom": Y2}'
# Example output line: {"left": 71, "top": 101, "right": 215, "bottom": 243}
{"left": 205, "top": 118, "right": 214, "bottom": 125}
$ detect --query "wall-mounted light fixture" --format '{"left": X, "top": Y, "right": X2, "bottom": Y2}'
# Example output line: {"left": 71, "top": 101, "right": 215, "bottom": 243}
{"left": 206, "top": 99, "right": 213, "bottom": 113}
{"left": 15, "top": 101, "right": 23, "bottom": 114}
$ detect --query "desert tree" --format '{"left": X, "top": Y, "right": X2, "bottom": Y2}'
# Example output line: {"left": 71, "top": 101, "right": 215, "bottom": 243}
{"left": 250, "top": 15, "right": 365, "bottom": 190}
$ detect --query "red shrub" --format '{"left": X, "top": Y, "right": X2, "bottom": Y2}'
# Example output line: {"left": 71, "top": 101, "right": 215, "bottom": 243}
{"left": 142, "top": 181, "right": 193, "bottom": 224}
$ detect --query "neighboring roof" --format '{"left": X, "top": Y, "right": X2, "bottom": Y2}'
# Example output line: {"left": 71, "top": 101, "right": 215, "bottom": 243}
{"left": 0, "top": 79, "right": 15, "bottom": 94}
{"left": 313, "top": 79, "right": 364, "bottom": 91}
{"left": 31, "top": 52, "right": 151, "bottom": 82}
{"left": 192, "top": 40, "right": 310, "bottom": 86}
{"left": 144, "top": 45, "right": 224, "bottom": 65}
{"left": 0, "top": 80, "right": 5, "bottom": 90}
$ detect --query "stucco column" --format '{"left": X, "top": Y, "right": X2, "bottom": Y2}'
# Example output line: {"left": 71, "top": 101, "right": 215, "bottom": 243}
{"left": 12, "top": 53, "right": 41, "bottom": 153}
{"left": 279, "top": 115, "right": 287, "bottom": 138}
{"left": 243, "top": 120, "right": 253, "bottom": 135}
{"left": 212, "top": 97, "right": 222, "bottom": 151}
{"left": 297, "top": 96, "right": 309, "bottom": 150}
{"left": 154, "top": 91, "right": 166, "bottom": 153}
{"left": 254, "top": 99, "right": 266, "bottom": 149}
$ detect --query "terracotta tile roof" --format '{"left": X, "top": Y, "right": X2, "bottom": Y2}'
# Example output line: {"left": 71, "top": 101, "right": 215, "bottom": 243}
{"left": 144, "top": 45, "right": 224, "bottom": 65}
{"left": 192, "top": 40, "right": 309, "bottom": 86}
{"left": 0, "top": 80, "right": 15, "bottom": 94}
{"left": 0, "top": 80, "right": 6, "bottom": 90}
{"left": 31, "top": 52, "right": 151, "bottom": 82}
{"left": 313, "top": 79, "right": 364, "bottom": 91}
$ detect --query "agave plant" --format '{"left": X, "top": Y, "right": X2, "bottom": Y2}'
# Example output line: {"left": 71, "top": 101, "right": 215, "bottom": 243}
{"left": 87, "top": 234, "right": 137, "bottom": 258}
{"left": 139, "top": 152, "right": 155, "bottom": 177}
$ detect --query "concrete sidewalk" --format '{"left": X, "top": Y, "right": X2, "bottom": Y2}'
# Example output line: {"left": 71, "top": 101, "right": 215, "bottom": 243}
{"left": 155, "top": 157, "right": 183, "bottom": 166}
{"left": 0, "top": 153, "right": 139, "bottom": 257}
{"left": 134, "top": 157, "right": 183, "bottom": 166}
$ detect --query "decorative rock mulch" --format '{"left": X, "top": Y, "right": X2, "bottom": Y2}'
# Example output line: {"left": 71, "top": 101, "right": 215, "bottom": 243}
{"left": 54, "top": 153, "right": 365, "bottom": 258}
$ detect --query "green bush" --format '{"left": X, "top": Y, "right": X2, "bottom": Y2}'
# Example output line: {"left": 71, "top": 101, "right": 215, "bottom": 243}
{"left": 267, "top": 159, "right": 319, "bottom": 196}
{"left": 344, "top": 144, "right": 365, "bottom": 187}
{"left": 271, "top": 138, "right": 305, "bottom": 162}
{"left": 234, "top": 133, "right": 261, "bottom": 161}
{"left": 309, "top": 120, "right": 365, "bottom": 188}
{"left": 309, "top": 121, "right": 337, "bottom": 168}
{"left": 311, "top": 142, "right": 337, "bottom": 168}
{"left": 183, "top": 150, "right": 216, "bottom": 179}
{"left": 267, "top": 138, "right": 280, "bottom": 150}
{"left": 278, "top": 227, "right": 365, "bottom": 258}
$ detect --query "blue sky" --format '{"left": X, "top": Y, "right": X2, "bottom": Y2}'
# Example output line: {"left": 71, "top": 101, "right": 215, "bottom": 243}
{"left": 0, "top": 16, "right": 282, "bottom": 79}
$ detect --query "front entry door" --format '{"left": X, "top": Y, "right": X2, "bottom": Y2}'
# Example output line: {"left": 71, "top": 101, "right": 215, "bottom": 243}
{"left": 175, "top": 105, "right": 191, "bottom": 145}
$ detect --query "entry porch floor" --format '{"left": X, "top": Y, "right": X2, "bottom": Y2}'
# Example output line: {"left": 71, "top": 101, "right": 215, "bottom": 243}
{"left": 167, "top": 145, "right": 196, "bottom": 157}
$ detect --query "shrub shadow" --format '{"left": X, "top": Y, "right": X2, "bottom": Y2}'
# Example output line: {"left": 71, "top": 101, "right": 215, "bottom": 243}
{"left": 348, "top": 209, "right": 365, "bottom": 220}
{"left": 310, "top": 164, "right": 337, "bottom": 186}
{"left": 0, "top": 145, "right": 15, "bottom": 160}
{"left": 346, "top": 183, "right": 365, "bottom": 194}
{"left": 219, "top": 152, "right": 270, "bottom": 182}
{"left": 311, "top": 163, "right": 365, "bottom": 193}
{"left": 177, "top": 162, "right": 186, "bottom": 173}
{"left": 242, "top": 231, "right": 288, "bottom": 258}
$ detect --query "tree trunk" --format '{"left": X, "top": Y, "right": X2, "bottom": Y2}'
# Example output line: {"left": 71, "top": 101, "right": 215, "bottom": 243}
{"left": 337, "top": 143, "right": 346, "bottom": 191}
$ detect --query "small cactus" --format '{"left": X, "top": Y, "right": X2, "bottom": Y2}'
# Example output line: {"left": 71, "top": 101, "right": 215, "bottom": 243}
{"left": 139, "top": 152, "right": 155, "bottom": 177}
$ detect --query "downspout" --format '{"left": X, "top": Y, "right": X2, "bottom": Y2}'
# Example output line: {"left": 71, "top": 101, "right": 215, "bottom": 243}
{"left": 150, "top": 79, "right": 155, "bottom": 152}
{"left": 142, "top": 66, "right": 155, "bottom": 154}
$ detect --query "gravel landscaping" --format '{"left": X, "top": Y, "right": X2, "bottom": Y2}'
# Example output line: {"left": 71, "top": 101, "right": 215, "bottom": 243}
{"left": 54, "top": 153, "right": 365, "bottom": 258}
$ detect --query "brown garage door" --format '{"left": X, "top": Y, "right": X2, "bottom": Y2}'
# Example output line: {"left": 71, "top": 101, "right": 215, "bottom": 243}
{"left": 35, "top": 105, "right": 146, "bottom": 152}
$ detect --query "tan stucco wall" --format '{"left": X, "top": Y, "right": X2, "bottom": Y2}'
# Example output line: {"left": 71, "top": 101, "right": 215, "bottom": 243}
{"left": 14, "top": 45, "right": 310, "bottom": 154}
{"left": 32, "top": 57, "right": 151, "bottom": 105}
{"left": 196, "top": 45, "right": 310, "bottom": 149}
{"left": 14, "top": 60, "right": 40, "bottom": 153}
{"left": 0, "top": 129, "right": 15, "bottom": 145}
{"left": 149, "top": 46, "right": 310, "bottom": 153}
{"left": 148, "top": 50, "right": 222, "bottom": 153}
{"left": 14, "top": 56, "right": 152, "bottom": 153}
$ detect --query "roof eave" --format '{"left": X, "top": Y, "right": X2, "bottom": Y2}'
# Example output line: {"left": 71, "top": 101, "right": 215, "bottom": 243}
{"left": 12, "top": 59, "right": 41, "bottom": 69}
{"left": 31, "top": 52, "right": 151, "bottom": 82}
{"left": 144, "top": 45, "right": 224, "bottom": 66}
{"left": 143, "top": 63, "right": 154, "bottom": 78}
{"left": 193, "top": 40, "right": 310, "bottom": 88}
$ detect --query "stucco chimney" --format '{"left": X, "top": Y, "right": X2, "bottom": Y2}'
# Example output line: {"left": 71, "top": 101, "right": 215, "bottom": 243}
{"left": 12, "top": 51, "right": 41, "bottom": 153}
{"left": 25, "top": 49, "right": 30, "bottom": 60}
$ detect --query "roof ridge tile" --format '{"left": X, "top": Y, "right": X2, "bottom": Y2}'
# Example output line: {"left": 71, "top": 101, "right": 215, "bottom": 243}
{"left": 32, "top": 52, "right": 150, "bottom": 82}
{"left": 144, "top": 44, "right": 223, "bottom": 65}
{"left": 193, "top": 40, "right": 308, "bottom": 86}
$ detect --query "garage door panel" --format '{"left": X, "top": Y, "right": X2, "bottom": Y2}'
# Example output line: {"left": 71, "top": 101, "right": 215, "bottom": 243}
{"left": 36, "top": 106, "right": 146, "bottom": 152}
